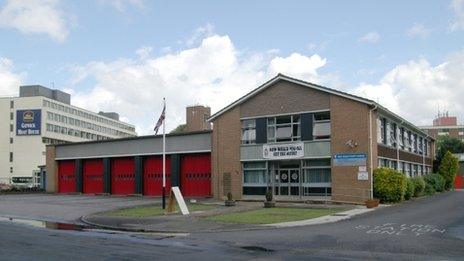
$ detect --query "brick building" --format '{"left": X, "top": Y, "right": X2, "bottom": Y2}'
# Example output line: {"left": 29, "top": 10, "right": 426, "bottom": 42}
{"left": 210, "top": 74, "right": 434, "bottom": 203}
{"left": 47, "top": 74, "right": 435, "bottom": 203}
{"left": 419, "top": 113, "right": 464, "bottom": 141}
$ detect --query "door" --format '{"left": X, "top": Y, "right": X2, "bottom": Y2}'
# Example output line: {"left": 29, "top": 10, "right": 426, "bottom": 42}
{"left": 143, "top": 156, "right": 171, "bottom": 196}
{"left": 275, "top": 168, "right": 300, "bottom": 196}
{"left": 83, "top": 159, "right": 104, "bottom": 194}
{"left": 111, "top": 157, "right": 135, "bottom": 195}
{"left": 180, "top": 154, "right": 211, "bottom": 197}
{"left": 58, "top": 160, "right": 76, "bottom": 193}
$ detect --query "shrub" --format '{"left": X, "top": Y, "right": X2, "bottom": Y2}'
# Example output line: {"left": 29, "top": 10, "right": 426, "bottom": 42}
{"left": 438, "top": 151, "right": 459, "bottom": 190}
{"left": 373, "top": 168, "right": 407, "bottom": 203}
{"left": 410, "top": 177, "right": 425, "bottom": 197}
{"left": 424, "top": 173, "right": 445, "bottom": 193}
{"left": 404, "top": 179, "right": 415, "bottom": 200}
{"left": 424, "top": 182, "right": 435, "bottom": 195}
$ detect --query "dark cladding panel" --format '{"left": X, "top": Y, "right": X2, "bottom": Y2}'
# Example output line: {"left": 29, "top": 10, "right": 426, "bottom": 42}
{"left": 255, "top": 118, "right": 267, "bottom": 144}
{"left": 75, "top": 159, "right": 83, "bottom": 193}
{"left": 103, "top": 158, "right": 111, "bottom": 194}
{"left": 134, "top": 156, "right": 143, "bottom": 194}
{"left": 171, "top": 154, "right": 180, "bottom": 187}
{"left": 301, "top": 113, "right": 313, "bottom": 141}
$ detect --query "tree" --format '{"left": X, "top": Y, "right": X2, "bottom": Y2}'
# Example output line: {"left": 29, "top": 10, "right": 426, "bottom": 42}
{"left": 438, "top": 151, "right": 459, "bottom": 190}
{"left": 170, "top": 124, "right": 186, "bottom": 134}
{"left": 434, "top": 136, "right": 464, "bottom": 171}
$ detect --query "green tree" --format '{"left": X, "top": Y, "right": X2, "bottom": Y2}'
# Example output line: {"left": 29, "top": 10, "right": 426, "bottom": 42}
{"left": 438, "top": 151, "right": 459, "bottom": 190}
{"left": 170, "top": 124, "right": 186, "bottom": 134}
{"left": 434, "top": 136, "right": 464, "bottom": 171}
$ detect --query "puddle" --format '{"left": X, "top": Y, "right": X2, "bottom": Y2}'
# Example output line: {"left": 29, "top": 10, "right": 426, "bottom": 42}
{"left": 241, "top": 246, "right": 275, "bottom": 252}
{"left": 0, "top": 216, "right": 90, "bottom": 231}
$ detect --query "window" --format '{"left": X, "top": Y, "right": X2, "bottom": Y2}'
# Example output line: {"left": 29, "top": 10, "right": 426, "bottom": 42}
{"left": 241, "top": 119, "right": 256, "bottom": 144}
{"left": 10, "top": 124, "right": 13, "bottom": 132}
{"left": 10, "top": 138, "right": 13, "bottom": 144}
{"left": 378, "top": 117, "right": 386, "bottom": 144}
{"left": 398, "top": 162, "right": 404, "bottom": 174}
{"left": 408, "top": 131, "right": 413, "bottom": 152}
{"left": 413, "top": 134, "right": 418, "bottom": 153}
{"left": 267, "top": 114, "right": 301, "bottom": 142}
{"left": 399, "top": 127, "right": 404, "bottom": 149}
{"left": 10, "top": 112, "right": 13, "bottom": 120}
{"left": 418, "top": 137, "right": 423, "bottom": 154}
{"left": 302, "top": 159, "right": 331, "bottom": 196}
{"left": 243, "top": 162, "right": 267, "bottom": 195}
{"left": 10, "top": 100, "right": 13, "bottom": 108}
{"left": 9, "top": 152, "right": 13, "bottom": 162}
{"left": 313, "top": 112, "right": 330, "bottom": 140}
{"left": 405, "top": 163, "right": 411, "bottom": 177}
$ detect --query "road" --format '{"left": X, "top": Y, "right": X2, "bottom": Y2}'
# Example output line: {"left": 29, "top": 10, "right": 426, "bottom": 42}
{"left": 0, "top": 191, "right": 462, "bottom": 260}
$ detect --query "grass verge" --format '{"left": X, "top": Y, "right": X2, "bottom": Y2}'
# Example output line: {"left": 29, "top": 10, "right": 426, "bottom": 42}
{"left": 205, "top": 207, "right": 342, "bottom": 224}
{"left": 104, "top": 203, "right": 216, "bottom": 217}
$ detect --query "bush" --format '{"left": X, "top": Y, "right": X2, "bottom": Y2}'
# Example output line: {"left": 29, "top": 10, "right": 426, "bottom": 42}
{"left": 404, "top": 179, "right": 415, "bottom": 200}
{"left": 410, "top": 177, "right": 425, "bottom": 197}
{"left": 438, "top": 151, "right": 459, "bottom": 190}
{"left": 424, "top": 173, "right": 445, "bottom": 193}
{"left": 373, "top": 168, "right": 407, "bottom": 203}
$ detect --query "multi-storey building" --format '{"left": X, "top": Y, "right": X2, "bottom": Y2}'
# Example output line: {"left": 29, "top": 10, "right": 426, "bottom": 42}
{"left": 0, "top": 85, "right": 136, "bottom": 186}
{"left": 420, "top": 113, "right": 464, "bottom": 141}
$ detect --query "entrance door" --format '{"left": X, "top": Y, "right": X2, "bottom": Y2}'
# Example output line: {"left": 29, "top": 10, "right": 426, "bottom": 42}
{"left": 276, "top": 168, "right": 300, "bottom": 196}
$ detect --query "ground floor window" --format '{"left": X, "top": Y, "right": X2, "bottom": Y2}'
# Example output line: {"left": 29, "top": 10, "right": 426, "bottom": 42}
{"left": 302, "top": 159, "right": 331, "bottom": 196}
{"left": 243, "top": 161, "right": 268, "bottom": 195}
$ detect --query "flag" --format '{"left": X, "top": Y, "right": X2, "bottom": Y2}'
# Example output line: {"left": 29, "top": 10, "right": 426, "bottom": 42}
{"left": 154, "top": 103, "right": 165, "bottom": 135}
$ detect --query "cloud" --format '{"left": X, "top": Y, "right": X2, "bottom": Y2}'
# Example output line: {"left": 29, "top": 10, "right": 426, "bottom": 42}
{"left": 98, "top": 0, "right": 145, "bottom": 12}
{"left": 351, "top": 51, "right": 464, "bottom": 125}
{"left": 450, "top": 0, "right": 464, "bottom": 31}
{"left": 0, "top": 58, "right": 23, "bottom": 96}
{"left": 407, "top": 23, "right": 430, "bottom": 38}
{"left": 68, "top": 32, "right": 332, "bottom": 134}
{"left": 0, "top": 0, "right": 69, "bottom": 42}
{"left": 358, "top": 31, "right": 380, "bottom": 44}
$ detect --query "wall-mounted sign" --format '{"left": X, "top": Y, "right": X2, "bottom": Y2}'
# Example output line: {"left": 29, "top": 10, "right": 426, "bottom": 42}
{"left": 263, "top": 142, "right": 304, "bottom": 159}
{"left": 357, "top": 171, "right": 369, "bottom": 181}
{"left": 333, "top": 153, "right": 367, "bottom": 166}
{"left": 16, "top": 109, "right": 41, "bottom": 136}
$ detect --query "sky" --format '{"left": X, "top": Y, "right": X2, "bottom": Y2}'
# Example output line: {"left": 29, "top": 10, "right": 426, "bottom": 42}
{"left": 0, "top": 0, "right": 464, "bottom": 134}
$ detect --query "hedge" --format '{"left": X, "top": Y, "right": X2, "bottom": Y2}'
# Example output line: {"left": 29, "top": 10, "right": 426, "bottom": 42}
{"left": 410, "top": 176, "right": 425, "bottom": 197}
{"left": 438, "top": 151, "right": 459, "bottom": 191}
{"left": 373, "top": 168, "right": 407, "bottom": 203}
{"left": 404, "top": 178, "right": 415, "bottom": 200}
{"left": 424, "top": 173, "right": 445, "bottom": 193}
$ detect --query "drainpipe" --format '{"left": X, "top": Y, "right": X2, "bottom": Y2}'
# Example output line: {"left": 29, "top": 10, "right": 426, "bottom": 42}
{"left": 368, "top": 104, "right": 378, "bottom": 199}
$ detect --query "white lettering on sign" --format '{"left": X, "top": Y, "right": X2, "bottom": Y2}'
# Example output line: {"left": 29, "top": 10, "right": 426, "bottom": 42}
{"left": 355, "top": 223, "right": 446, "bottom": 237}
{"left": 263, "top": 142, "right": 304, "bottom": 159}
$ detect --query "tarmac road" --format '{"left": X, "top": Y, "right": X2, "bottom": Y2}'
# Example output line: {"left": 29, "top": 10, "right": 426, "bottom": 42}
{"left": 0, "top": 191, "right": 462, "bottom": 260}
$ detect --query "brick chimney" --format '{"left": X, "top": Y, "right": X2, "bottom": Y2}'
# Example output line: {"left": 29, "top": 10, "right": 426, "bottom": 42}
{"left": 185, "top": 105, "right": 211, "bottom": 132}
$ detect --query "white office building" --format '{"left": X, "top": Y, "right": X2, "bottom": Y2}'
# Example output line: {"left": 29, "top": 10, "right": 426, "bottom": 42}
{"left": 0, "top": 85, "right": 137, "bottom": 187}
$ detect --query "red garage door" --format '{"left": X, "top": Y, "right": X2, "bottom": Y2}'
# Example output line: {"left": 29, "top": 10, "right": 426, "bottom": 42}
{"left": 455, "top": 175, "right": 463, "bottom": 189}
{"left": 143, "top": 156, "right": 171, "bottom": 196}
{"left": 58, "top": 160, "right": 76, "bottom": 193}
{"left": 111, "top": 157, "right": 135, "bottom": 195}
{"left": 83, "top": 159, "right": 104, "bottom": 194}
{"left": 181, "top": 154, "right": 211, "bottom": 197}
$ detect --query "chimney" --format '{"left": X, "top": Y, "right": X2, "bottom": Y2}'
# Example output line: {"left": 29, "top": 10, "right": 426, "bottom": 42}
{"left": 185, "top": 105, "right": 211, "bottom": 132}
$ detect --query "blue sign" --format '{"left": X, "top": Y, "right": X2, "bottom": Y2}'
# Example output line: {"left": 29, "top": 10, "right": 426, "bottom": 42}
{"left": 16, "top": 109, "right": 41, "bottom": 136}
{"left": 333, "top": 153, "right": 367, "bottom": 166}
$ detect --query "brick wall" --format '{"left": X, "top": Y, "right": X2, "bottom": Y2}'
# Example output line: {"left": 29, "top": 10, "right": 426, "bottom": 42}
{"left": 211, "top": 106, "right": 242, "bottom": 200}
{"left": 330, "top": 95, "right": 374, "bottom": 203}
{"left": 45, "top": 145, "right": 57, "bottom": 193}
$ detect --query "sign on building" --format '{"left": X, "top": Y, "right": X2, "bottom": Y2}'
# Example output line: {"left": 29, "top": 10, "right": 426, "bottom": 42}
{"left": 16, "top": 109, "right": 41, "bottom": 136}
{"left": 333, "top": 153, "right": 367, "bottom": 166}
{"left": 263, "top": 142, "right": 304, "bottom": 159}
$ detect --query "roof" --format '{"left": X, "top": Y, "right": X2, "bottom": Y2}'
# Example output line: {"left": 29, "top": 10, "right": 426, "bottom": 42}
{"left": 419, "top": 125, "right": 464, "bottom": 130}
{"left": 208, "top": 74, "right": 433, "bottom": 139}
{"left": 49, "top": 130, "right": 212, "bottom": 148}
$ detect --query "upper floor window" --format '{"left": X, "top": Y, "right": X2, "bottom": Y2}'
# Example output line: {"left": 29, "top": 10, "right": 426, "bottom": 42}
{"left": 267, "top": 115, "right": 300, "bottom": 143}
{"left": 241, "top": 119, "right": 256, "bottom": 144}
{"left": 313, "top": 112, "right": 330, "bottom": 140}
{"left": 378, "top": 117, "right": 385, "bottom": 144}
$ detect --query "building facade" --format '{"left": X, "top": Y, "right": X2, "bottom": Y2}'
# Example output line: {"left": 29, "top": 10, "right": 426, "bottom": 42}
{"left": 209, "top": 74, "right": 434, "bottom": 203}
{"left": 0, "top": 85, "right": 136, "bottom": 186}
{"left": 420, "top": 113, "right": 464, "bottom": 141}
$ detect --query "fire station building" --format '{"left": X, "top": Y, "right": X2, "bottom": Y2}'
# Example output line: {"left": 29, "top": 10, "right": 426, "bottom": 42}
{"left": 46, "top": 74, "right": 434, "bottom": 203}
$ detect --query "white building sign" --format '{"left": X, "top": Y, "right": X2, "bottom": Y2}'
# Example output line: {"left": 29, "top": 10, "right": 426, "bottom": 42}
{"left": 263, "top": 142, "right": 304, "bottom": 159}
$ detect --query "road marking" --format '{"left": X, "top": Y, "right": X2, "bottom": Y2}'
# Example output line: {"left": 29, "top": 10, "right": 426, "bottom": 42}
{"left": 355, "top": 223, "right": 446, "bottom": 237}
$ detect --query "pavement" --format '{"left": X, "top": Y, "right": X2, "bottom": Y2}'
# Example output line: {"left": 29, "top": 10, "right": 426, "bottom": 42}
{"left": 0, "top": 193, "right": 158, "bottom": 223}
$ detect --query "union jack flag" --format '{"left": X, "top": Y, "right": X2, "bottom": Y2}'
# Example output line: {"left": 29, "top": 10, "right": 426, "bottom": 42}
{"left": 154, "top": 103, "right": 165, "bottom": 135}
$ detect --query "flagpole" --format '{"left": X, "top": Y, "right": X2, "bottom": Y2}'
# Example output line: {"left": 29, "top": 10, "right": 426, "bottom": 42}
{"left": 162, "top": 98, "right": 166, "bottom": 209}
